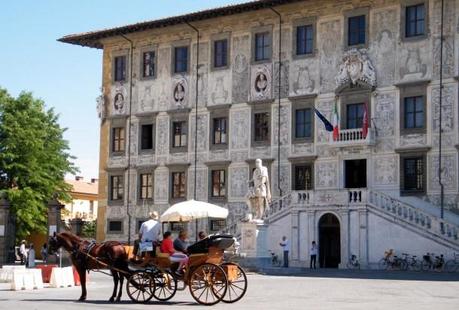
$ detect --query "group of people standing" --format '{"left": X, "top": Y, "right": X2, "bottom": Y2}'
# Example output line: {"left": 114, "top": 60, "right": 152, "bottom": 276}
{"left": 279, "top": 236, "right": 318, "bottom": 269}
{"left": 17, "top": 240, "right": 49, "bottom": 267}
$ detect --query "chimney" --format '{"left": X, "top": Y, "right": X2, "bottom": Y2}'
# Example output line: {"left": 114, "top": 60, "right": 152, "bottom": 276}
{"left": 91, "top": 178, "right": 98, "bottom": 183}
{"left": 75, "top": 176, "right": 84, "bottom": 181}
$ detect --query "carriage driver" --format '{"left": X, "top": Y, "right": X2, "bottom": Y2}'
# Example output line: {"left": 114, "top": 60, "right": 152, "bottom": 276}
{"left": 134, "top": 211, "right": 161, "bottom": 258}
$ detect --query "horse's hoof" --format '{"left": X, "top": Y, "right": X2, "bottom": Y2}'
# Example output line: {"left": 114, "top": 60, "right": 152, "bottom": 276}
{"left": 116, "top": 297, "right": 121, "bottom": 302}
{"left": 78, "top": 297, "right": 86, "bottom": 302}
{"left": 109, "top": 297, "right": 115, "bottom": 303}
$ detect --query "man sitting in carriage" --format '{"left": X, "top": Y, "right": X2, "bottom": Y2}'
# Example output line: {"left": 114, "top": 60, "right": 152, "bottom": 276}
{"left": 133, "top": 211, "right": 161, "bottom": 260}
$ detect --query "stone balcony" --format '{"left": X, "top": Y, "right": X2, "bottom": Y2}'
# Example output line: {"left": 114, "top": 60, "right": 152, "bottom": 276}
{"left": 329, "top": 128, "right": 375, "bottom": 147}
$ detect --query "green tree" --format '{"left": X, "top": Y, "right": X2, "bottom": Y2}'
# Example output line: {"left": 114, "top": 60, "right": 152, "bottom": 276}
{"left": 82, "top": 220, "right": 97, "bottom": 239}
{"left": 0, "top": 88, "right": 77, "bottom": 240}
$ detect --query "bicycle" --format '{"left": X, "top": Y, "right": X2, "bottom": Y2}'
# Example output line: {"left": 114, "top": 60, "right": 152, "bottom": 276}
{"left": 400, "top": 253, "right": 421, "bottom": 271}
{"left": 421, "top": 253, "right": 444, "bottom": 271}
{"left": 346, "top": 254, "right": 360, "bottom": 269}
{"left": 269, "top": 250, "right": 281, "bottom": 267}
{"left": 444, "top": 252, "right": 459, "bottom": 273}
{"left": 378, "top": 250, "right": 406, "bottom": 270}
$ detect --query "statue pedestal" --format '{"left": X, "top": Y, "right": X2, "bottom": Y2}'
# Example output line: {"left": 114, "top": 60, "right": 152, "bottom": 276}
{"left": 239, "top": 222, "right": 270, "bottom": 268}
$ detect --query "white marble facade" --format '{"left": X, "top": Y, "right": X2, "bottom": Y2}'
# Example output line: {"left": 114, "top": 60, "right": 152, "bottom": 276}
{"left": 100, "top": 0, "right": 459, "bottom": 260}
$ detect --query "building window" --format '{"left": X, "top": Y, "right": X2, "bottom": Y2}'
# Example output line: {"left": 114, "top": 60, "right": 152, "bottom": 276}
{"left": 348, "top": 15, "right": 366, "bottom": 46}
{"left": 212, "top": 117, "right": 227, "bottom": 145}
{"left": 211, "top": 170, "right": 226, "bottom": 198}
{"left": 108, "top": 220, "right": 123, "bottom": 233}
{"left": 406, "top": 4, "right": 425, "bottom": 37}
{"left": 346, "top": 103, "right": 364, "bottom": 129}
{"left": 254, "top": 112, "right": 270, "bottom": 143}
{"left": 172, "top": 121, "right": 187, "bottom": 148}
{"left": 295, "top": 108, "right": 312, "bottom": 139}
{"left": 296, "top": 25, "right": 314, "bottom": 55}
{"left": 214, "top": 39, "right": 228, "bottom": 68}
{"left": 114, "top": 56, "right": 126, "bottom": 82}
{"left": 136, "top": 219, "right": 147, "bottom": 231}
{"left": 403, "top": 156, "right": 424, "bottom": 192}
{"left": 254, "top": 32, "right": 271, "bottom": 61}
{"left": 174, "top": 46, "right": 188, "bottom": 73}
{"left": 170, "top": 222, "right": 187, "bottom": 232}
{"left": 404, "top": 96, "right": 424, "bottom": 129}
{"left": 293, "top": 164, "right": 313, "bottom": 190}
{"left": 112, "top": 127, "right": 125, "bottom": 153}
{"left": 139, "top": 173, "right": 153, "bottom": 200}
{"left": 142, "top": 51, "right": 155, "bottom": 78}
{"left": 210, "top": 219, "right": 226, "bottom": 231}
{"left": 110, "top": 175, "right": 124, "bottom": 201}
{"left": 140, "top": 124, "right": 154, "bottom": 151}
{"left": 171, "top": 172, "right": 186, "bottom": 199}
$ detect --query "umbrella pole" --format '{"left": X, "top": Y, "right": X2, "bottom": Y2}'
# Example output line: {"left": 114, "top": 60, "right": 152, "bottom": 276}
{"left": 195, "top": 219, "right": 198, "bottom": 242}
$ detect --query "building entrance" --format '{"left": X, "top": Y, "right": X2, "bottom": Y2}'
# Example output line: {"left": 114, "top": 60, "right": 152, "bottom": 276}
{"left": 319, "top": 213, "right": 341, "bottom": 268}
{"left": 345, "top": 159, "right": 367, "bottom": 188}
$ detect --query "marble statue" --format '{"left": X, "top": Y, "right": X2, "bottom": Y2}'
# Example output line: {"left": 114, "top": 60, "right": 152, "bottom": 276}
{"left": 246, "top": 159, "right": 272, "bottom": 221}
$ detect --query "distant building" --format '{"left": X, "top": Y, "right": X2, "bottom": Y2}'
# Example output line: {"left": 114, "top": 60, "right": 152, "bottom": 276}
{"left": 63, "top": 176, "right": 99, "bottom": 222}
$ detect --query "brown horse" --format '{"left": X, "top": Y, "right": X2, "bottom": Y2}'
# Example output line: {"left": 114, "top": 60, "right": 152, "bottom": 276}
{"left": 48, "top": 231, "right": 131, "bottom": 302}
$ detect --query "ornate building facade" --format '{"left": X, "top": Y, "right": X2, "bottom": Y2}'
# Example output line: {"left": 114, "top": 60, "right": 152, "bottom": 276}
{"left": 61, "top": 0, "right": 459, "bottom": 268}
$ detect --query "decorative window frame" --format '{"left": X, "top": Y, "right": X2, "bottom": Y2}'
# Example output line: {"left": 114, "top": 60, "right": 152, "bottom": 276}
{"left": 343, "top": 7, "right": 370, "bottom": 50}
{"left": 292, "top": 16, "right": 317, "bottom": 59}
{"left": 399, "top": 151, "right": 427, "bottom": 196}
{"left": 209, "top": 108, "right": 230, "bottom": 151}
{"left": 107, "top": 219, "right": 124, "bottom": 234}
{"left": 291, "top": 162, "right": 315, "bottom": 191}
{"left": 171, "top": 39, "right": 191, "bottom": 75}
{"left": 138, "top": 116, "right": 155, "bottom": 155}
{"left": 251, "top": 25, "right": 273, "bottom": 64}
{"left": 111, "top": 49, "right": 129, "bottom": 84}
{"left": 168, "top": 164, "right": 189, "bottom": 203}
{"left": 400, "top": 0, "right": 429, "bottom": 42}
{"left": 339, "top": 89, "right": 371, "bottom": 130}
{"left": 291, "top": 98, "right": 315, "bottom": 144}
{"left": 137, "top": 167, "right": 155, "bottom": 203}
{"left": 107, "top": 170, "right": 125, "bottom": 206}
{"left": 169, "top": 112, "right": 189, "bottom": 153}
{"left": 251, "top": 104, "right": 271, "bottom": 147}
{"left": 210, "top": 32, "right": 231, "bottom": 71}
{"left": 109, "top": 117, "right": 127, "bottom": 157}
{"left": 138, "top": 44, "right": 157, "bottom": 81}
{"left": 398, "top": 81, "right": 427, "bottom": 135}
{"left": 206, "top": 162, "right": 230, "bottom": 202}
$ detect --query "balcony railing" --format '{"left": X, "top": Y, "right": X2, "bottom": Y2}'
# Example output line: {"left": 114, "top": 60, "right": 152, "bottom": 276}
{"left": 330, "top": 128, "right": 375, "bottom": 147}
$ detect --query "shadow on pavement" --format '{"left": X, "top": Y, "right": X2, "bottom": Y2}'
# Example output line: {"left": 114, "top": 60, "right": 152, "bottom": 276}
{"left": 257, "top": 268, "right": 459, "bottom": 282}
{"left": 21, "top": 298, "right": 200, "bottom": 306}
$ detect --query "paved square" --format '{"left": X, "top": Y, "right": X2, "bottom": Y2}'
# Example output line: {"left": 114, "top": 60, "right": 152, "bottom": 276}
{"left": 0, "top": 270, "right": 458, "bottom": 309}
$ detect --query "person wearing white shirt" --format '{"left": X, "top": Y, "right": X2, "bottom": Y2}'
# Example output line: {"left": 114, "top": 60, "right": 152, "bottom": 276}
{"left": 137, "top": 211, "right": 161, "bottom": 256}
{"left": 279, "top": 236, "right": 290, "bottom": 268}
{"left": 310, "top": 241, "right": 318, "bottom": 269}
{"left": 19, "top": 240, "right": 27, "bottom": 265}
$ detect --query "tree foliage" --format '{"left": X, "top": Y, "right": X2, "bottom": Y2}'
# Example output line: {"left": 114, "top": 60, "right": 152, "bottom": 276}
{"left": 0, "top": 88, "right": 77, "bottom": 239}
{"left": 82, "top": 220, "right": 97, "bottom": 239}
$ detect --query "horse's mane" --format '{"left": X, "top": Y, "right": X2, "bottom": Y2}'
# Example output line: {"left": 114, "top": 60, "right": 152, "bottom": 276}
{"left": 59, "top": 231, "right": 84, "bottom": 243}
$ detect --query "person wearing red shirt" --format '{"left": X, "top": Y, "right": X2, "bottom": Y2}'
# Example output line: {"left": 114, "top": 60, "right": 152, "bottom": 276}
{"left": 160, "top": 231, "right": 188, "bottom": 275}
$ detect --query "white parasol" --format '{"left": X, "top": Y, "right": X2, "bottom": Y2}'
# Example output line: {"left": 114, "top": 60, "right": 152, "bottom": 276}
{"left": 160, "top": 199, "right": 228, "bottom": 223}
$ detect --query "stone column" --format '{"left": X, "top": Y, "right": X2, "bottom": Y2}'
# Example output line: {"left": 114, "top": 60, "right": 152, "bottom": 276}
{"left": 339, "top": 209, "right": 350, "bottom": 269}
{"left": 290, "top": 210, "right": 300, "bottom": 263}
{"left": 306, "top": 210, "right": 316, "bottom": 267}
{"left": 358, "top": 209, "right": 369, "bottom": 268}
{"left": 47, "top": 199, "right": 64, "bottom": 236}
{"left": 0, "top": 196, "right": 10, "bottom": 264}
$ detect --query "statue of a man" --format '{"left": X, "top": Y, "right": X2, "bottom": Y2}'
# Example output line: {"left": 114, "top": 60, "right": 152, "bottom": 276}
{"left": 247, "top": 159, "right": 272, "bottom": 221}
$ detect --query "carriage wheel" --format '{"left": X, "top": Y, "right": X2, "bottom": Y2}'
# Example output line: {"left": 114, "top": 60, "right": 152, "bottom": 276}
{"left": 189, "top": 263, "right": 227, "bottom": 305}
{"left": 126, "top": 271, "right": 155, "bottom": 303}
{"left": 153, "top": 270, "right": 177, "bottom": 301}
{"left": 221, "top": 263, "right": 247, "bottom": 303}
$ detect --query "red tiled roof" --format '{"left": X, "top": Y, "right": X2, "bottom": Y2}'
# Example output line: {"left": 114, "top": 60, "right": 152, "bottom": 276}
{"left": 66, "top": 179, "right": 98, "bottom": 196}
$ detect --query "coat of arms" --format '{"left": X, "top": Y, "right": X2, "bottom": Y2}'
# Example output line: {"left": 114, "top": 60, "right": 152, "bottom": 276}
{"left": 335, "top": 49, "right": 376, "bottom": 92}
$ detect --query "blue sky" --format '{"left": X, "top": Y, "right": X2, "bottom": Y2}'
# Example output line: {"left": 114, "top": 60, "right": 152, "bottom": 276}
{"left": 0, "top": 0, "right": 239, "bottom": 180}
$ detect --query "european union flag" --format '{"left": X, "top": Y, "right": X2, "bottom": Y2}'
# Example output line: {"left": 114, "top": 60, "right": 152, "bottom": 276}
{"left": 314, "top": 108, "right": 333, "bottom": 132}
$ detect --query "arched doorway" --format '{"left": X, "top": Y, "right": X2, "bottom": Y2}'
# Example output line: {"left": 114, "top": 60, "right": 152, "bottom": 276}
{"left": 318, "top": 213, "right": 341, "bottom": 268}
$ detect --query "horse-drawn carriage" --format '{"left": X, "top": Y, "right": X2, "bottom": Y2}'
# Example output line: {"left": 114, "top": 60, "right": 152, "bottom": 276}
{"left": 126, "top": 234, "right": 247, "bottom": 305}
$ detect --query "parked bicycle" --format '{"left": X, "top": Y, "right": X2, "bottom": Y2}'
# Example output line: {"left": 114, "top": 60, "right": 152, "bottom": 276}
{"left": 378, "top": 249, "right": 407, "bottom": 270}
{"left": 444, "top": 252, "right": 459, "bottom": 273}
{"left": 269, "top": 250, "right": 281, "bottom": 267}
{"left": 346, "top": 254, "right": 360, "bottom": 269}
{"left": 421, "top": 253, "right": 444, "bottom": 271}
{"left": 400, "top": 253, "right": 421, "bottom": 271}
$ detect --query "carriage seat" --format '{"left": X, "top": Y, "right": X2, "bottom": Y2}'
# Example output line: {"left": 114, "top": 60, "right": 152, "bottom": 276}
{"left": 187, "top": 234, "right": 235, "bottom": 254}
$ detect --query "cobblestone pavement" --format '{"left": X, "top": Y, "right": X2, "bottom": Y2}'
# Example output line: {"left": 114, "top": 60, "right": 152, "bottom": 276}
{"left": 0, "top": 270, "right": 458, "bottom": 309}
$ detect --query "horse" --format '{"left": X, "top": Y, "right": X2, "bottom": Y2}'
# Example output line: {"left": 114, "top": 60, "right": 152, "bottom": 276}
{"left": 48, "top": 231, "right": 131, "bottom": 302}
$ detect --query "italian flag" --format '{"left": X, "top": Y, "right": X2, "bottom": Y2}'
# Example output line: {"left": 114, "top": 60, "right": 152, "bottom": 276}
{"left": 332, "top": 100, "right": 339, "bottom": 141}
{"left": 362, "top": 102, "right": 369, "bottom": 139}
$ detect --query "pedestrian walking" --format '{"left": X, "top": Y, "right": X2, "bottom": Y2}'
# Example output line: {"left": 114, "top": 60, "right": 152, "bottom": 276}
{"left": 27, "top": 243, "right": 35, "bottom": 268}
{"left": 41, "top": 243, "right": 48, "bottom": 264}
{"left": 279, "top": 236, "right": 290, "bottom": 268}
{"left": 19, "top": 240, "right": 27, "bottom": 265}
{"left": 310, "top": 241, "right": 318, "bottom": 269}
